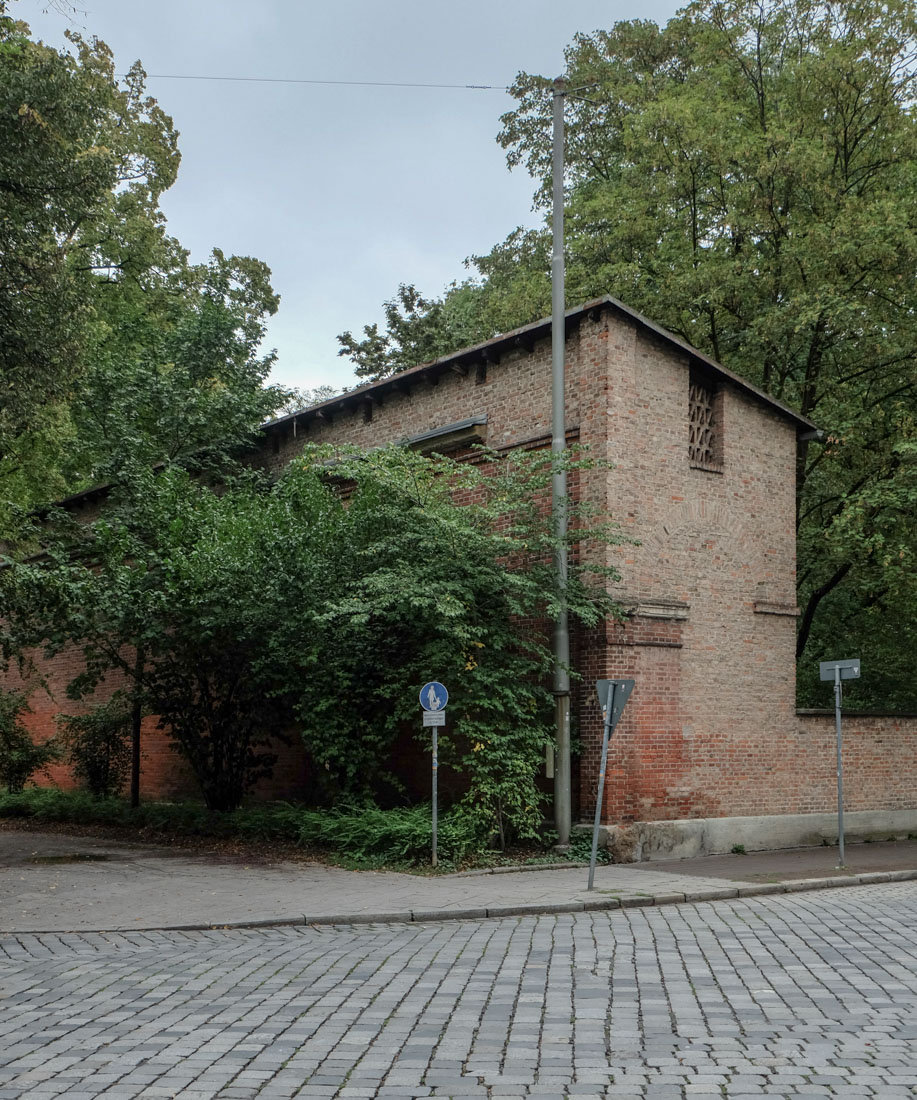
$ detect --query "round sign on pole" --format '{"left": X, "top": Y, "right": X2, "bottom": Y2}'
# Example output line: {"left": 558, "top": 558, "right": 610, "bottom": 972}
{"left": 419, "top": 682, "right": 448, "bottom": 712}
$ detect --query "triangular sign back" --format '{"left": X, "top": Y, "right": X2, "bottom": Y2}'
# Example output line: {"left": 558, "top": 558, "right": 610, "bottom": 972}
{"left": 596, "top": 679, "right": 635, "bottom": 731}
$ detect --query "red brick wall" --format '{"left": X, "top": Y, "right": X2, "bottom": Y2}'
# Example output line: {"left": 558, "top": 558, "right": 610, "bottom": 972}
{"left": 791, "top": 711, "right": 917, "bottom": 813}
{"left": 263, "top": 330, "right": 579, "bottom": 471}
{"left": 572, "top": 319, "right": 803, "bottom": 823}
{"left": 10, "top": 645, "right": 309, "bottom": 804}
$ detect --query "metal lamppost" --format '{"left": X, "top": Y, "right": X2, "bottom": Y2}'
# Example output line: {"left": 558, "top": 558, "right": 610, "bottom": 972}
{"left": 550, "top": 75, "right": 571, "bottom": 847}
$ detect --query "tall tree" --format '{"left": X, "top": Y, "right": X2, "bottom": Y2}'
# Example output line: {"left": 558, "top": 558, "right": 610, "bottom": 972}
{"left": 340, "top": 0, "right": 917, "bottom": 705}
{"left": 501, "top": 0, "right": 917, "bottom": 702}
{"left": 338, "top": 282, "right": 493, "bottom": 382}
{"left": 0, "top": 4, "right": 180, "bottom": 515}
{"left": 67, "top": 247, "right": 282, "bottom": 487}
{"left": 0, "top": 5, "right": 284, "bottom": 527}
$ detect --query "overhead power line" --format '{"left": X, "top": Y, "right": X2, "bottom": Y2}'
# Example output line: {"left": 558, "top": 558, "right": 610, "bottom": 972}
{"left": 130, "top": 73, "right": 509, "bottom": 91}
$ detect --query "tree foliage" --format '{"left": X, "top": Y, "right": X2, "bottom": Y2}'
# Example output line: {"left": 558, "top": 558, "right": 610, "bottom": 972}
{"left": 337, "top": 282, "right": 496, "bottom": 382}
{"left": 0, "top": 4, "right": 177, "bottom": 509}
{"left": 340, "top": 0, "right": 917, "bottom": 706}
{"left": 0, "top": 689, "right": 57, "bottom": 793}
{"left": 274, "top": 445, "right": 621, "bottom": 841}
{"left": 3, "top": 468, "right": 293, "bottom": 812}
{"left": 55, "top": 696, "right": 132, "bottom": 798}
{"left": 67, "top": 247, "right": 282, "bottom": 488}
{"left": 0, "top": 5, "right": 283, "bottom": 530}
{"left": 4, "top": 446, "right": 621, "bottom": 830}
{"left": 271, "top": 385, "right": 344, "bottom": 417}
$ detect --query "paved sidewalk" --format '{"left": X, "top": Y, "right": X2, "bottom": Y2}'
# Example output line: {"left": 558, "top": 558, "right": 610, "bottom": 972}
{"left": 2, "top": 826, "right": 917, "bottom": 934}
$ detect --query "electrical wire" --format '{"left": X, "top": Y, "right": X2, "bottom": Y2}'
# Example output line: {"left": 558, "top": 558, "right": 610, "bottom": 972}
{"left": 129, "top": 73, "right": 510, "bottom": 91}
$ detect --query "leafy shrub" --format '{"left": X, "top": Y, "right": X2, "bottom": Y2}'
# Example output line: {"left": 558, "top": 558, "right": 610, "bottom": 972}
{"left": 293, "top": 802, "right": 483, "bottom": 866}
{"left": 0, "top": 690, "right": 58, "bottom": 793}
{"left": 230, "top": 801, "right": 307, "bottom": 842}
{"left": 0, "top": 787, "right": 203, "bottom": 830}
{"left": 0, "top": 787, "right": 115, "bottom": 822}
{"left": 56, "top": 697, "right": 132, "bottom": 798}
{"left": 566, "top": 831, "right": 610, "bottom": 865}
{"left": 280, "top": 445, "right": 623, "bottom": 843}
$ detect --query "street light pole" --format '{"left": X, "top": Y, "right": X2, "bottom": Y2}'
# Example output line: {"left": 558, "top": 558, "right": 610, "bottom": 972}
{"left": 551, "top": 75, "right": 571, "bottom": 848}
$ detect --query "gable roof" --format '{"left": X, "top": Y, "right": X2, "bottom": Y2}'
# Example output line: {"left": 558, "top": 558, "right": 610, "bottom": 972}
{"left": 53, "top": 295, "right": 816, "bottom": 515}
{"left": 263, "top": 295, "right": 817, "bottom": 439}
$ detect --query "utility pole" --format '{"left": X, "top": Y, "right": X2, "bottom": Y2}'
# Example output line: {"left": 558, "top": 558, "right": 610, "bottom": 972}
{"left": 551, "top": 75, "right": 571, "bottom": 848}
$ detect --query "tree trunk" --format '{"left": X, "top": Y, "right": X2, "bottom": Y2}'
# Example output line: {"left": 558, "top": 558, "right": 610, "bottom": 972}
{"left": 796, "top": 563, "right": 852, "bottom": 661}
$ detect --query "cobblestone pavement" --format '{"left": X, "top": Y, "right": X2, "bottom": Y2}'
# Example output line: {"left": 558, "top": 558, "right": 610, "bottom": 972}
{"left": 2, "top": 883, "right": 917, "bottom": 1099}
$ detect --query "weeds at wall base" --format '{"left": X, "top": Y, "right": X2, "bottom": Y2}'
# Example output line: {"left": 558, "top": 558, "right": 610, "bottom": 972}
{"left": 0, "top": 787, "right": 601, "bottom": 871}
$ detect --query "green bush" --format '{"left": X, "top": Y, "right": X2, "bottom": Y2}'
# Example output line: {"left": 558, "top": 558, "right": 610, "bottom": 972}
{"left": 0, "top": 788, "right": 484, "bottom": 867}
{"left": 56, "top": 698, "right": 132, "bottom": 798}
{"left": 566, "top": 832, "right": 610, "bottom": 865}
{"left": 0, "top": 690, "right": 59, "bottom": 793}
{"left": 0, "top": 787, "right": 208, "bottom": 831}
{"left": 0, "top": 787, "right": 126, "bottom": 824}
{"left": 293, "top": 802, "right": 483, "bottom": 866}
{"left": 231, "top": 802, "right": 307, "bottom": 842}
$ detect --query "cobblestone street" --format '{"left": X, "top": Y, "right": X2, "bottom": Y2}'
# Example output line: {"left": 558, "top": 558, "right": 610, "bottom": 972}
{"left": 2, "top": 882, "right": 917, "bottom": 1099}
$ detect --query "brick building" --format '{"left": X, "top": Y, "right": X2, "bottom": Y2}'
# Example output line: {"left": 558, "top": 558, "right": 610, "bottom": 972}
{"left": 256, "top": 295, "right": 917, "bottom": 856}
{"left": 18, "top": 295, "right": 917, "bottom": 856}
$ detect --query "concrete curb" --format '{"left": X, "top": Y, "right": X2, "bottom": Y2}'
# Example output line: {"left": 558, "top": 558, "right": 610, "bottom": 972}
{"left": 452, "top": 861, "right": 587, "bottom": 877}
{"left": 10, "top": 868, "right": 917, "bottom": 937}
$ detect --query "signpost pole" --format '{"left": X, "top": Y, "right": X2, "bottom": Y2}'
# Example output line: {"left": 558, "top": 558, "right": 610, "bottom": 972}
{"left": 432, "top": 726, "right": 438, "bottom": 869}
{"left": 588, "top": 679, "right": 635, "bottom": 891}
{"left": 819, "top": 659, "right": 858, "bottom": 870}
{"left": 588, "top": 684, "right": 615, "bottom": 891}
{"left": 419, "top": 682, "right": 448, "bottom": 870}
{"left": 834, "top": 666, "right": 845, "bottom": 869}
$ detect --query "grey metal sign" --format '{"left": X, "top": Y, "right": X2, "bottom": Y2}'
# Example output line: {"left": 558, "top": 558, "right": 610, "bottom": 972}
{"left": 596, "top": 679, "right": 635, "bottom": 728}
{"left": 588, "top": 679, "right": 636, "bottom": 890}
{"left": 819, "top": 659, "right": 861, "bottom": 681}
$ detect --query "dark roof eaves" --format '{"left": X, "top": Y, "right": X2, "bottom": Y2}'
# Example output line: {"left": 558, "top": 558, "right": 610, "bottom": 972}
{"left": 262, "top": 296, "right": 815, "bottom": 437}
{"left": 260, "top": 312, "right": 557, "bottom": 435}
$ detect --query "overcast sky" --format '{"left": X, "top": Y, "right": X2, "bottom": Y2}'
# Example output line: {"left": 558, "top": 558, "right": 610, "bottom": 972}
{"left": 15, "top": 0, "right": 682, "bottom": 394}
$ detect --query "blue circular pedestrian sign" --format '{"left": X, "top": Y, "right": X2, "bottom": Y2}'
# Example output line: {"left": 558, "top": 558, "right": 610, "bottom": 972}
{"left": 419, "top": 682, "right": 448, "bottom": 711}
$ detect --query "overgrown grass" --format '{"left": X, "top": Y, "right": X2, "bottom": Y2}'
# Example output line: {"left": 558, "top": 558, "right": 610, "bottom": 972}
{"left": 0, "top": 787, "right": 491, "bottom": 868}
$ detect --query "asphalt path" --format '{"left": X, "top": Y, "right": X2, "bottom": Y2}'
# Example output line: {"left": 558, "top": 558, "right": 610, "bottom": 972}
{"left": 3, "top": 828, "right": 917, "bottom": 934}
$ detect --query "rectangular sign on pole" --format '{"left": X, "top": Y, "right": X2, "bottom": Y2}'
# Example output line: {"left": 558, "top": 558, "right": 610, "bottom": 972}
{"left": 422, "top": 711, "right": 445, "bottom": 727}
{"left": 817, "top": 658, "right": 860, "bottom": 869}
{"left": 819, "top": 659, "right": 861, "bottom": 681}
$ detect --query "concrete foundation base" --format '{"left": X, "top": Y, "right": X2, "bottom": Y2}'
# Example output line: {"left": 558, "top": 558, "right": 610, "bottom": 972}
{"left": 595, "top": 809, "right": 917, "bottom": 862}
